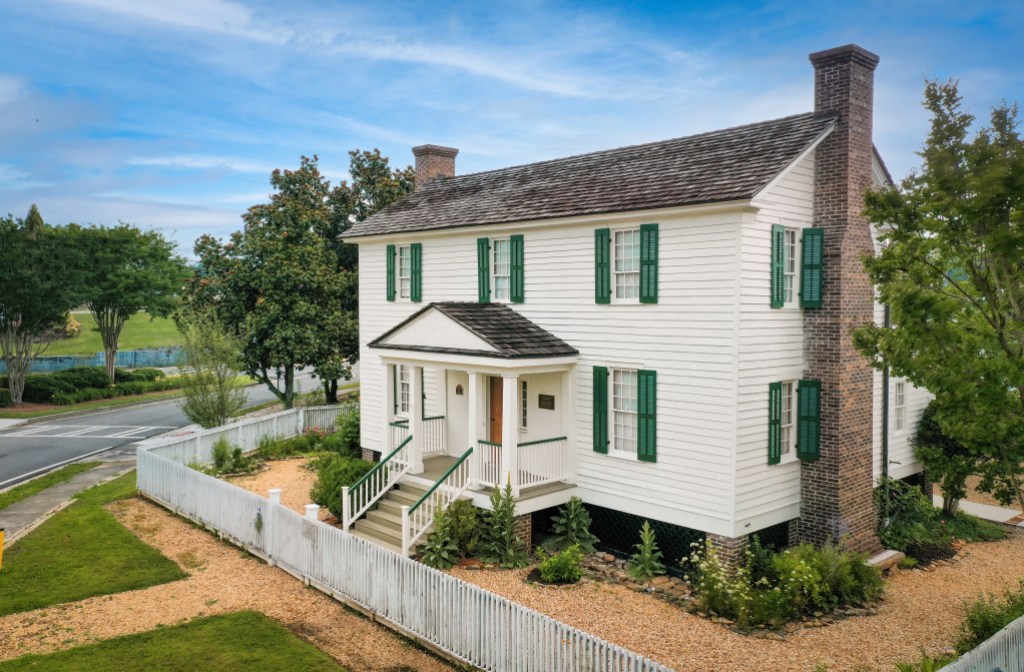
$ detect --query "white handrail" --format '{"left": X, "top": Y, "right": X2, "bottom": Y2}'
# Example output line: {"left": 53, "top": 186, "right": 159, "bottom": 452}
{"left": 342, "top": 435, "right": 411, "bottom": 531}
{"left": 401, "top": 446, "right": 473, "bottom": 556}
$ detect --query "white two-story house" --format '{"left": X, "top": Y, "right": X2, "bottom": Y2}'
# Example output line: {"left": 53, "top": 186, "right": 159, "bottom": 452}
{"left": 339, "top": 44, "right": 929, "bottom": 561}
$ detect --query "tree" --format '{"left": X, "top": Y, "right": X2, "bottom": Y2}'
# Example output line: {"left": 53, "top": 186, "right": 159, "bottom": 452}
{"left": 0, "top": 217, "right": 80, "bottom": 404}
{"left": 24, "top": 204, "right": 44, "bottom": 232}
{"left": 75, "top": 224, "right": 189, "bottom": 383}
{"left": 854, "top": 80, "right": 1024, "bottom": 511}
{"left": 178, "top": 312, "right": 249, "bottom": 428}
{"left": 915, "top": 400, "right": 978, "bottom": 516}
{"left": 185, "top": 151, "right": 413, "bottom": 407}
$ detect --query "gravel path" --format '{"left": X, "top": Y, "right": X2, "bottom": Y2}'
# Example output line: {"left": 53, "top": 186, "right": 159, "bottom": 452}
{"left": 0, "top": 496, "right": 452, "bottom": 672}
{"left": 228, "top": 457, "right": 332, "bottom": 521}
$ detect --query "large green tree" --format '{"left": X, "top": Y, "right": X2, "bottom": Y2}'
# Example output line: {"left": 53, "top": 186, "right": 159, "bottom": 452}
{"left": 0, "top": 215, "right": 81, "bottom": 404}
{"left": 185, "top": 151, "right": 413, "bottom": 407}
{"left": 74, "top": 224, "right": 189, "bottom": 383}
{"left": 854, "top": 80, "right": 1024, "bottom": 511}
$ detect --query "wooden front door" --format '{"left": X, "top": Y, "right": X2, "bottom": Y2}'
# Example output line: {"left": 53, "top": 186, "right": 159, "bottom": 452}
{"left": 489, "top": 377, "right": 503, "bottom": 443}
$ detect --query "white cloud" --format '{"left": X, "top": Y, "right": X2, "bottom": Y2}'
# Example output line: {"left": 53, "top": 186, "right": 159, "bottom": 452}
{"left": 127, "top": 154, "right": 274, "bottom": 174}
{"left": 0, "top": 163, "right": 48, "bottom": 190}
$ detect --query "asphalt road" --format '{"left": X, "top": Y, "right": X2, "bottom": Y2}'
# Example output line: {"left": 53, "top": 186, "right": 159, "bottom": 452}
{"left": 0, "top": 370, "right": 344, "bottom": 489}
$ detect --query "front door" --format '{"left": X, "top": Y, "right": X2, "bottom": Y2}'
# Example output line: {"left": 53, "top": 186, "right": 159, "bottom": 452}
{"left": 489, "top": 376, "right": 503, "bottom": 443}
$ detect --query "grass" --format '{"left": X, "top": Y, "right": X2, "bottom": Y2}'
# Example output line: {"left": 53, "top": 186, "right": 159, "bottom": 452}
{"left": 0, "top": 462, "right": 99, "bottom": 511}
{"left": 45, "top": 312, "right": 183, "bottom": 357}
{"left": 0, "top": 472, "right": 187, "bottom": 616}
{"left": 0, "top": 611, "right": 349, "bottom": 671}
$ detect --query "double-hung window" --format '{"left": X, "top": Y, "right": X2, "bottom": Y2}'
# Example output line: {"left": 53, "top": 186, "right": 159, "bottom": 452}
{"left": 768, "top": 379, "right": 820, "bottom": 464}
{"left": 613, "top": 229, "right": 641, "bottom": 301}
{"left": 783, "top": 229, "right": 797, "bottom": 305}
{"left": 492, "top": 238, "right": 511, "bottom": 302}
{"left": 396, "top": 364, "right": 410, "bottom": 416}
{"left": 894, "top": 381, "right": 906, "bottom": 431}
{"left": 771, "top": 224, "right": 822, "bottom": 309}
{"left": 595, "top": 224, "right": 657, "bottom": 304}
{"left": 779, "top": 381, "right": 795, "bottom": 459}
{"left": 398, "top": 245, "right": 412, "bottom": 300}
{"left": 593, "top": 366, "right": 656, "bottom": 462}
{"left": 386, "top": 243, "right": 422, "bottom": 302}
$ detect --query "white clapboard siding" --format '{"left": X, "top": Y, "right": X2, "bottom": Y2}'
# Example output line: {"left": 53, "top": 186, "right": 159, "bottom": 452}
{"left": 732, "top": 152, "right": 816, "bottom": 529}
{"left": 359, "top": 208, "right": 743, "bottom": 535}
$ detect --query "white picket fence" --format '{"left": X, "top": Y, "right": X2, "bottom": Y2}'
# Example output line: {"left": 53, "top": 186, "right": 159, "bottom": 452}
{"left": 942, "top": 614, "right": 1024, "bottom": 672}
{"left": 136, "top": 408, "right": 674, "bottom": 672}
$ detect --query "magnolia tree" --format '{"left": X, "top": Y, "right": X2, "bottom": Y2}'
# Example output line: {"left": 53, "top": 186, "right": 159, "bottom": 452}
{"left": 854, "top": 80, "right": 1024, "bottom": 511}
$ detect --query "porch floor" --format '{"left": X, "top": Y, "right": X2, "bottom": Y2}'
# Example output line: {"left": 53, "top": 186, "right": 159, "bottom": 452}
{"left": 410, "top": 455, "right": 574, "bottom": 502}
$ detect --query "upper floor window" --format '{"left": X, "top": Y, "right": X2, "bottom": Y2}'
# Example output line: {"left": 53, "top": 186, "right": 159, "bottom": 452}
{"left": 771, "top": 224, "right": 823, "bottom": 309}
{"left": 386, "top": 243, "right": 421, "bottom": 303}
{"left": 894, "top": 381, "right": 906, "bottom": 431}
{"left": 493, "top": 238, "right": 511, "bottom": 302}
{"left": 595, "top": 224, "right": 658, "bottom": 304}
{"left": 614, "top": 229, "right": 641, "bottom": 301}
{"left": 783, "top": 229, "right": 797, "bottom": 305}
{"left": 477, "top": 236, "right": 524, "bottom": 303}
{"left": 398, "top": 245, "right": 413, "bottom": 299}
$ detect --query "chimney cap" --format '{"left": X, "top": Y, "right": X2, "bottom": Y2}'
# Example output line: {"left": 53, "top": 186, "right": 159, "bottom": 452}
{"left": 413, "top": 144, "right": 459, "bottom": 158}
{"left": 809, "top": 44, "right": 879, "bottom": 69}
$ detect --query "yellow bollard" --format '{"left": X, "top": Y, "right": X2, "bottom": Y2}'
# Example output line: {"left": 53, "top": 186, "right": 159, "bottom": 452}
{"left": 0, "top": 528, "right": 4, "bottom": 571}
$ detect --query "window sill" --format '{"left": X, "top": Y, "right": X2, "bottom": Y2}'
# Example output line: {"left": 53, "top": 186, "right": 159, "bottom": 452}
{"left": 607, "top": 449, "right": 641, "bottom": 462}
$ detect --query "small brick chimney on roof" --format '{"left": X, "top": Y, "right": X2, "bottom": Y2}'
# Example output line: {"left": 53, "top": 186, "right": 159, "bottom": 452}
{"left": 792, "top": 44, "right": 883, "bottom": 555}
{"left": 412, "top": 144, "right": 459, "bottom": 190}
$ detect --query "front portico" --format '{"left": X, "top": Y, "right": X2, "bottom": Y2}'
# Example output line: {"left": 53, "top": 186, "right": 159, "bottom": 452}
{"left": 371, "top": 302, "right": 578, "bottom": 507}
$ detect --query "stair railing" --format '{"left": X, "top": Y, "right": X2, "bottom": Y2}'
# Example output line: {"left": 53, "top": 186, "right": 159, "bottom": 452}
{"left": 342, "top": 435, "right": 412, "bottom": 531}
{"left": 401, "top": 446, "right": 473, "bottom": 556}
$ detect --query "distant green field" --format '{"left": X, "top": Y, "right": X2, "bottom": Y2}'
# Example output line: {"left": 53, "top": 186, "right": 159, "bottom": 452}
{"left": 45, "top": 312, "right": 183, "bottom": 356}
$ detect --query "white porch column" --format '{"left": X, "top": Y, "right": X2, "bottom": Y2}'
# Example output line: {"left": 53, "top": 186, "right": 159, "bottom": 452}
{"left": 563, "top": 366, "right": 577, "bottom": 485}
{"left": 409, "top": 364, "right": 425, "bottom": 474}
{"left": 467, "top": 371, "right": 481, "bottom": 489}
{"left": 500, "top": 373, "right": 520, "bottom": 497}
{"left": 382, "top": 362, "right": 392, "bottom": 455}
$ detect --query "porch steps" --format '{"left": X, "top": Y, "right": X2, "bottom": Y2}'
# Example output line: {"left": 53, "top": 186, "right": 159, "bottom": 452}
{"left": 349, "top": 480, "right": 469, "bottom": 556}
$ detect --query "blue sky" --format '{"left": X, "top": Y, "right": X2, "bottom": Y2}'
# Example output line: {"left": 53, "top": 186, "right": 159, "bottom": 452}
{"left": 2, "top": 1, "right": 1021, "bottom": 256}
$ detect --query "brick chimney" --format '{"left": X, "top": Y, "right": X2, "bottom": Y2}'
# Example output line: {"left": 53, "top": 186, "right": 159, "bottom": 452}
{"left": 412, "top": 144, "right": 458, "bottom": 190}
{"left": 792, "top": 45, "right": 883, "bottom": 555}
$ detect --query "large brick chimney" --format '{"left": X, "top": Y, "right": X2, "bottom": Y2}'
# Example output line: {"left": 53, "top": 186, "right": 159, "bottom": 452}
{"left": 412, "top": 144, "right": 458, "bottom": 190}
{"left": 792, "top": 45, "right": 882, "bottom": 555}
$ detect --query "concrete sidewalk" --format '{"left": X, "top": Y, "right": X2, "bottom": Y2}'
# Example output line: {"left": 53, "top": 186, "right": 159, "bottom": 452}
{"left": 0, "top": 460, "right": 135, "bottom": 548}
{"left": 933, "top": 494, "right": 1024, "bottom": 527}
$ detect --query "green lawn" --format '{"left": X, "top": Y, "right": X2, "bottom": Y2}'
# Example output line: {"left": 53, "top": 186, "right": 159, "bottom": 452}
{"left": 0, "top": 611, "right": 349, "bottom": 671}
{"left": 45, "top": 312, "right": 183, "bottom": 356}
{"left": 0, "top": 462, "right": 99, "bottom": 512}
{"left": 0, "top": 472, "right": 187, "bottom": 616}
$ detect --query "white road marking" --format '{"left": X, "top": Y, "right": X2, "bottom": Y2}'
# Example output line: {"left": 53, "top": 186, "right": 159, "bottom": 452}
{"left": 2, "top": 424, "right": 176, "bottom": 439}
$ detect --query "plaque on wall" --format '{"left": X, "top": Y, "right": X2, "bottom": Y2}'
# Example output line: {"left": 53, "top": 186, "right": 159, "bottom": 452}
{"left": 538, "top": 394, "right": 555, "bottom": 410}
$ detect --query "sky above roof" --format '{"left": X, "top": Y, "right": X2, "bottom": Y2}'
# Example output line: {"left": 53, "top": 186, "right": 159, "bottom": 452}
{"left": 2, "top": 1, "right": 1021, "bottom": 256}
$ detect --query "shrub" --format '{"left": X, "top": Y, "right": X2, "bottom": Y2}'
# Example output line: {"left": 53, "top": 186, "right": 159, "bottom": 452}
{"left": 447, "top": 499, "right": 481, "bottom": 558}
{"left": 420, "top": 509, "right": 461, "bottom": 570}
{"left": 0, "top": 389, "right": 11, "bottom": 407}
{"left": 915, "top": 401, "right": 976, "bottom": 516}
{"left": 538, "top": 544, "right": 584, "bottom": 584}
{"left": 64, "top": 314, "right": 82, "bottom": 338}
{"left": 478, "top": 482, "right": 528, "bottom": 568}
{"left": 115, "top": 368, "right": 164, "bottom": 383}
{"left": 956, "top": 580, "right": 1024, "bottom": 654}
{"left": 627, "top": 521, "right": 666, "bottom": 580}
{"left": 335, "top": 402, "right": 361, "bottom": 456}
{"left": 212, "top": 437, "right": 232, "bottom": 470}
{"left": 894, "top": 651, "right": 957, "bottom": 671}
{"left": 546, "top": 496, "right": 599, "bottom": 554}
{"left": 310, "top": 455, "right": 374, "bottom": 518}
{"left": 876, "top": 478, "right": 955, "bottom": 562}
{"left": 254, "top": 436, "right": 297, "bottom": 460}
{"left": 57, "top": 367, "right": 112, "bottom": 390}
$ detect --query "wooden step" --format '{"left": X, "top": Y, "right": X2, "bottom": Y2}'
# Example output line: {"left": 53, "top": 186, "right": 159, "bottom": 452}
{"left": 365, "top": 507, "right": 403, "bottom": 531}
{"left": 349, "top": 528, "right": 404, "bottom": 555}
{"left": 353, "top": 517, "right": 403, "bottom": 546}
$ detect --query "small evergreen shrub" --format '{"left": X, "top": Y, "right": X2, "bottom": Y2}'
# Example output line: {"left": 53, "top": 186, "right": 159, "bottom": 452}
{"left": 478, "top": 482, "right": 528, "bottom": 568}
{"left": 956, "top": 580, "right": 1024, "bottom": 654}
{"left": 538, "top": 544, "right": 584, "bottom": 584}
{"left": 546, "top": 496, "right": 599, "bottom": 554}
{"left": 420, "top": 509, "right": 461, "bottom": 570}
{"left": 627, "top": 520, "right": 666, "bottom": 580}
{"left": 310, "top": 455, "right": 374, "bottom": 518}
{"left": 212, "top": 437, "right": 232, "bottom": 470}
{"left": 0, "top": 389, "right": 11, "bottom": 407}
{"left": 447, "top": 499, "right": 481, "bottom": 558}
{"left": 336, "top": 401, "right": 361, "bottom": 456}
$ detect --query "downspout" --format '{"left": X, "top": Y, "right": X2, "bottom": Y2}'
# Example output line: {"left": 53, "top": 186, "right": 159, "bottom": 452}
{"left": 881, "top": 303, "right": 891, "bottom": 526}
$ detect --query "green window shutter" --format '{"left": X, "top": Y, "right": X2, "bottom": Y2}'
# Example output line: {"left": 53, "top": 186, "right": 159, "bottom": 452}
{"left": 510, "top": 234, "right": 525, "bottom": 303}
{"left": 796, "top": 379, "right": 821, "bottom": 462}
{"left": 391, "top": 364, "right": 397, "bottom": 415}
{"left": 410, "top": 243, "right": 422, "bottom": 302}
{"left": 386, "top": 244, "right": 396, "bottom": 302}
{"left": 592, "top": 366, "right": 608, "bottom": 454}
{"left": 768, "top": 382, "right": 782, "bottom": 465}
{"left": 770, "top": 225, "right": 784, "bottom": 308}
{"left": 477, "top": 237, "right": 490, "bottom": 303}
{"left": 640, "top": 224, "right": 659, "bottom": 304}
{"left": 637, "top": 369, "right": 657, "bottom": 463}
{"left": 595, "top": 228, "right": 611, "bottom": 304}
{"left": 800, "top": 228, "right": 824, "bottom": 309}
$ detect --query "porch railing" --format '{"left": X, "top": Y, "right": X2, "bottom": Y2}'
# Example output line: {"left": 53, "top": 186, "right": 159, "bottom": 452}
{"left": 343, "top": 435, "right": 412, "bottom": 531}
{"left": 423, "top": 415, "right": 446, "bottom": 457}
{"left": 389, "top": 420, "right": 410, "bottom": 450}
{"left": 476, "top": 439, "right": 502, "bottom": 490}
{"left": 518, "top": 436, "right": 569, "bottom": 489}
{"left": 401, "top": 446, "right": 474, "bottom": 556}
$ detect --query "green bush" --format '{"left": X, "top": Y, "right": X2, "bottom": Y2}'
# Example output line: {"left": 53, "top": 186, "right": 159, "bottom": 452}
{"left": 420, "top": 509, "right": 461, "bottom": 570}
{"left": 0, "top": 388, "right": 11, "bottom": 407}
{"left": 915, "top": 401, "right": 976, "bottom": 516}
{"left": 212, "top": 437, "right": 232, "bottom": 470}
{"left": 956, "top": 580, "right": 1024, "bottom": 654}
{"left": 310, "top": 455, "right": 374, "bottom": 518}
{"left": 336, "top": 402, "right": 361, "bottom": 456}
{"left": 538, "top": 544, "right": 584, "bottom": 584}
{"left": 55, "top": 367, "right": 112, "bottom": 389}
{"left": 447, "top": 499, "right": 481, "bottom": 558}
{"left": 46, "top": 377, "right": 181, "bottom": 405}
{"left": 894, "top": 651, "right": 957, "bottom": 671}
{"left": 478, "top": 482, "right": 528, "bottom": 568}
{"left": 115, "top": 367, "right": 164, "bottom": 383}
{"left": 688, "top": 540, "right": 884, "bottom": 630}
{"left": 627, "top": 521, "right": 666, "bottom": 580}
{"left": 18, "top": 367, "right": 173, "bottom": 404}
{"left": 546, "top": 496, "right": 599, "bottom": 554}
